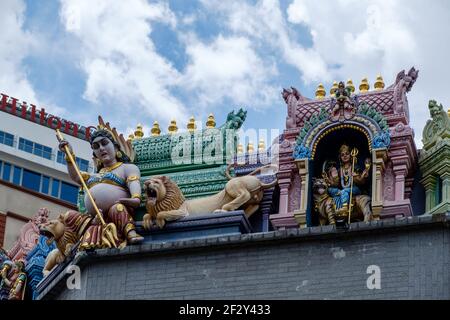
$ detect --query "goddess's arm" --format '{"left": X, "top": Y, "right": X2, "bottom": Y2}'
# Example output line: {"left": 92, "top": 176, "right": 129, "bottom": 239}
{"left": 116, "top": 164, "right": 141, "bottom": 208}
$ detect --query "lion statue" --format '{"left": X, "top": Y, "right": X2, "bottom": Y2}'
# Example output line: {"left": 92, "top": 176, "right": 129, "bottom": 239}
{"left": 312, "top": 178, "right": 336, "bottom": 226}
{"left": 143, "top": 165, "right": 278, "bottom": 229}
{"left": 39, "top": 211, "right": 91, "bottom": 276}
{"left": 312, "top": 178, "right": 373, "bottom": 225}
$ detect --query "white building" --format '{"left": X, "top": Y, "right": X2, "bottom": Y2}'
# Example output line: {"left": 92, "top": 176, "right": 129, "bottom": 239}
{"left": 0, "top": 93, "right": 94, "bottom": 249}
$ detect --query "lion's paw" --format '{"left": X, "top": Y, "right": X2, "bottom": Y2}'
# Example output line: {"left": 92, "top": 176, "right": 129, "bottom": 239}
{"left": 143, "top": 213, "right": 153, "bottom": 230}
{"left": 156, "top": 217, "right": 166, "bottom": 229}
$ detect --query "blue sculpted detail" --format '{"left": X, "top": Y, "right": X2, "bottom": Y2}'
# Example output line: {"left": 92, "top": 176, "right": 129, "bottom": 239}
{"left": 293, "top": 144, "right": 311, "bottom": 160}
{"left": 25, "top": 235, "right": 56, "bottom": 300}
{"left": 373, "top": 131, "right": 391, "bottom": 149}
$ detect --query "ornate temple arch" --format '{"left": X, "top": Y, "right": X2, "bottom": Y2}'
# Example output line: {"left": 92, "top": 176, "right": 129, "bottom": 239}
{"left": 292, "top": 88, "right": 391, "bottom": 227}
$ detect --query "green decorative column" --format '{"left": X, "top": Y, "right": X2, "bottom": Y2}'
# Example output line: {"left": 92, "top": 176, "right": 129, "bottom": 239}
{"left": 419, "top": 100, "right": 450, "bottom": 215}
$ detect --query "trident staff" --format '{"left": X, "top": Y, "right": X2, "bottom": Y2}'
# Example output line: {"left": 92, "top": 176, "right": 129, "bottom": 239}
{"left": 55, "top": 129, "right": 119, "bottom": 248}
{"left": 348, "top": 148, "right": 359, "bottom": 224}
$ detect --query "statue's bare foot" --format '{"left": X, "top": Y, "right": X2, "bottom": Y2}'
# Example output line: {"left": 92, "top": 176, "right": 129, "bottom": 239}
{"left": 213, "top": 209, "right": 227, "bottom": 213}
{"left": 127, "top": 230, "right": 144, "bottom": 244}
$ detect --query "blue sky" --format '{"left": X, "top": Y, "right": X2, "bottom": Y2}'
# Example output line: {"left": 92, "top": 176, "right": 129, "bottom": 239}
{"left": 1, "top": 0, "right": 450, "bottom": 147}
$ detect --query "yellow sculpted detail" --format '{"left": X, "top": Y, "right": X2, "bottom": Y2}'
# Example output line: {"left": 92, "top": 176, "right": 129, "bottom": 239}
{"left": 126, "top": 175, "right": 140, "bottom": 183}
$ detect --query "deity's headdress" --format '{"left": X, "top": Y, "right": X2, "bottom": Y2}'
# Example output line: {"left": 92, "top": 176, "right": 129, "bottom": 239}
{"left": 90, "top": 116, "right": 136, "bottom": 169}
{"left": 339, "top": 144, "right": 350, "bottom": 154}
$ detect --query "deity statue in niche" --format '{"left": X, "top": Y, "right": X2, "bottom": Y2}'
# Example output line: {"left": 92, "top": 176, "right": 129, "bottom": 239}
{"left": 313, "top": 143, "right": 373, "bottom": 225}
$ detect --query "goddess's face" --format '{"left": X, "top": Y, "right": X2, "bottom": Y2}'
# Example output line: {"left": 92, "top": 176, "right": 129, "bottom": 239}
{"left": 92, "top": 136, "right": 116, "bottom": 163}
{"left": 340, "top": 149, "right": 351, "bottom": 164}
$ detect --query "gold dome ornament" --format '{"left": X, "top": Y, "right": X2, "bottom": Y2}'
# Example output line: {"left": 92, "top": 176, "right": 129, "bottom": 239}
{"left": 247, "top": 141, "right": 254, "bottom": 154}
{"left": 258, "top": 139, "right": 265, "bottom": 152}
{"left": 151, "top": 121, "right": 161, "bottom": 136}
{"left": 134, "top": 124, "right": 144, "bottom": 139}
{"left": 206, "top": 114, "right": 216, "bottom": 129}
{"left": 237, "top": 143, "right": 244, "bottom": 155}
{"left": 359, "top": 78, "right": 370, "bottom": 93}
{"left": 330, "top": 81, "right": 338, "bottom": 97}
{"left": 346, "top": 79, "right": 355, "bottom": 94}
{"left": 127, "top": 133, "right": 135, "bottom": 142}
{"left": 315, "top": 83, "right": 326, "bottom": 100}
{"left": 374, "top": 75, "right": 385, "bottom": 91}
{"left": 168, "top": 119, "right": 178, "bottom": 134}
{"left": 187, "top": 116, "right": 196, "bottom": 133}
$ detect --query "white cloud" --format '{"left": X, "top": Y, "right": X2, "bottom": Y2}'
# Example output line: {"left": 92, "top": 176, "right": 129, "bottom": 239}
{"left": 0, "top": 0, "right": 67, "bottom": 116}
{"left": 200, "top": 0, "right": 330, "bottom": 83}
{"left": 59, "top": 0, "right": 187, "bottom": 127}
{"left": 181, "top": 34, "right": 278, "bottom": 109}
{"left": 286, "top": 0, "right": 450, "bottom": 147}
{"left": 201, "top": 0, "right": 450, "bottom": 147}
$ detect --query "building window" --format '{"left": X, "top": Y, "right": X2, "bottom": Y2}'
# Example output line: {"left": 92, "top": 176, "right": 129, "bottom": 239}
{"left": 18, "top": 138, "right": 52, "bottom": 160}
{"left": 41, "top": 176, "right": 50, "bottom": 194}
{"left": 22, "top": 169, "right": 41, "bottom": 192}
{"left": 2, "top": 163, "right": 11, "bottom": 181}
{"left": 13, "top": 166, "right": 21, "bottom": 185}
{"left": 51, "top": 179, "right": 60, "bottom": 198}
{"left": 0, "top": 130, "right": 14, "bottom": 147}
{"left": 0, "top": 160, "right": 78, "bottom": 205}
{"left": 60, "top": 181, "right": 78, "bottom": 204}
{"left": 56, "top": 151, "right": 90, "bottom": 171}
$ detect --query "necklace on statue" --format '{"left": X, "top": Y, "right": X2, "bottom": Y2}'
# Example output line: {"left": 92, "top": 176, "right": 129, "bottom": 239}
{"left": 99, "top": 162, "right": 123, "bottom": 174}
{"left": 340, "top": 166, "right": 351, "bottom": 188}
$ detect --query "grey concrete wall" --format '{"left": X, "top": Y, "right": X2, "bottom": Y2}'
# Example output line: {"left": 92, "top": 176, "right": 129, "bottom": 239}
{"left": 40, "top": 214, "right": 450, "bottom": 300}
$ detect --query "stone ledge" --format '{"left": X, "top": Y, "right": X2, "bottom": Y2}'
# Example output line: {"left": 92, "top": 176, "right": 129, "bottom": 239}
{"left": 36, "top": 212, "right": 450, "bottom": 300}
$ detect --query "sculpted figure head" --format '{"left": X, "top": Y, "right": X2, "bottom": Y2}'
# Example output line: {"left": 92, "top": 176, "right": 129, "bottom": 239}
{"left": 39, "top": 213, "right": 66, "bottom": 244}
{"left": 312, "top": 178, "right": 328, "bottom": 196}
{"left": 90, "top": 129, "right": 130, "bottom": 170}
{"left": 428, "top": 100, "right": 443, "bottom": 119}
{"left": 143, "top": 176, "right": 185, "bottom": 216}
{"left": 339, "top": 144, "right": 351, "bottom": 164}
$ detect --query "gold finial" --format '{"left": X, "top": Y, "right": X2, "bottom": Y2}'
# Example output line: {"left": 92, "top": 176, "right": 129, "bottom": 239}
{"left": 346, "top": 79, "right": 355, "bottom": 94}
{"left": 374, "top": 75, "right": 385, "bottom": 91}
{"left": 258, "top": 139, "right": 265, "bottom": 152}
{"left": 330, "top": 81, "right": 338, "bottom": 97}
{"left": 187, "top": 116, "right": 196, "bottom": 133}
{"left": 237, "top": 143, "right": 244, "bottom": 155}
{"left": 151, "top": 121, "right": 161, "bottom": 136}
{"left": 247, "top": 141, "right": 254, "bottom": 153}
{"left": 447, "top": 108, "right": 450, "bottom": 117}
{"left": 359, "top": 77, "right": 370, "bottom": 93}
{"left": 206, "top": 113, "right": 216, "bottom": 128}
{"left": 315, "top": 83, "right": 326, "bottom": 100}
{"left": 168, "top": 119, "right": 178, "bottom": 134}
{"left": 127, "top": 133, "right": 135, "bottom": 142}
{"left": 134, "top": 124, "right": 144, "bottom": 139}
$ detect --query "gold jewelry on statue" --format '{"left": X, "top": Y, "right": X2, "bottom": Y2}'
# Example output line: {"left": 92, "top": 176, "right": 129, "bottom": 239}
{"left": 65, "top": 151, "right": 75, "bottom": 162}
{"left": 99, "top": 162, "right": 123, "bottom": 174}
{"left": 116, "top": 203, "right": 124, "bottom": 212}
{"left": 80, "top": 172, "right": 91, "bottom": 182}
{"left": 126, "top": 175, "right": 140, "bottom": 183}
{"left": 131, "top": 193, "right": 141, "bottom": 199}
{"left": 124, "top": 223, "right": 135, "bottom": 235}
{"left": 116, "top": 150, "right": 123, "bottom": 159}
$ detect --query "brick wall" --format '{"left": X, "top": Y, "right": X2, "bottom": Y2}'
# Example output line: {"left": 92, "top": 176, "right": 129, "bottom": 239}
{"left": 39, "top": 214, "right": 450, "bottom": 300}
{"left": 0, "top": 214, "right": 6, "bottom": 248}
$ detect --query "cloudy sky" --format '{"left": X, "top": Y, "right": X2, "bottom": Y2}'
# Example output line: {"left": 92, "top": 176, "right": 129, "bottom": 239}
{"left": 1, "top": 0, "right": 449, "bottom": 147}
